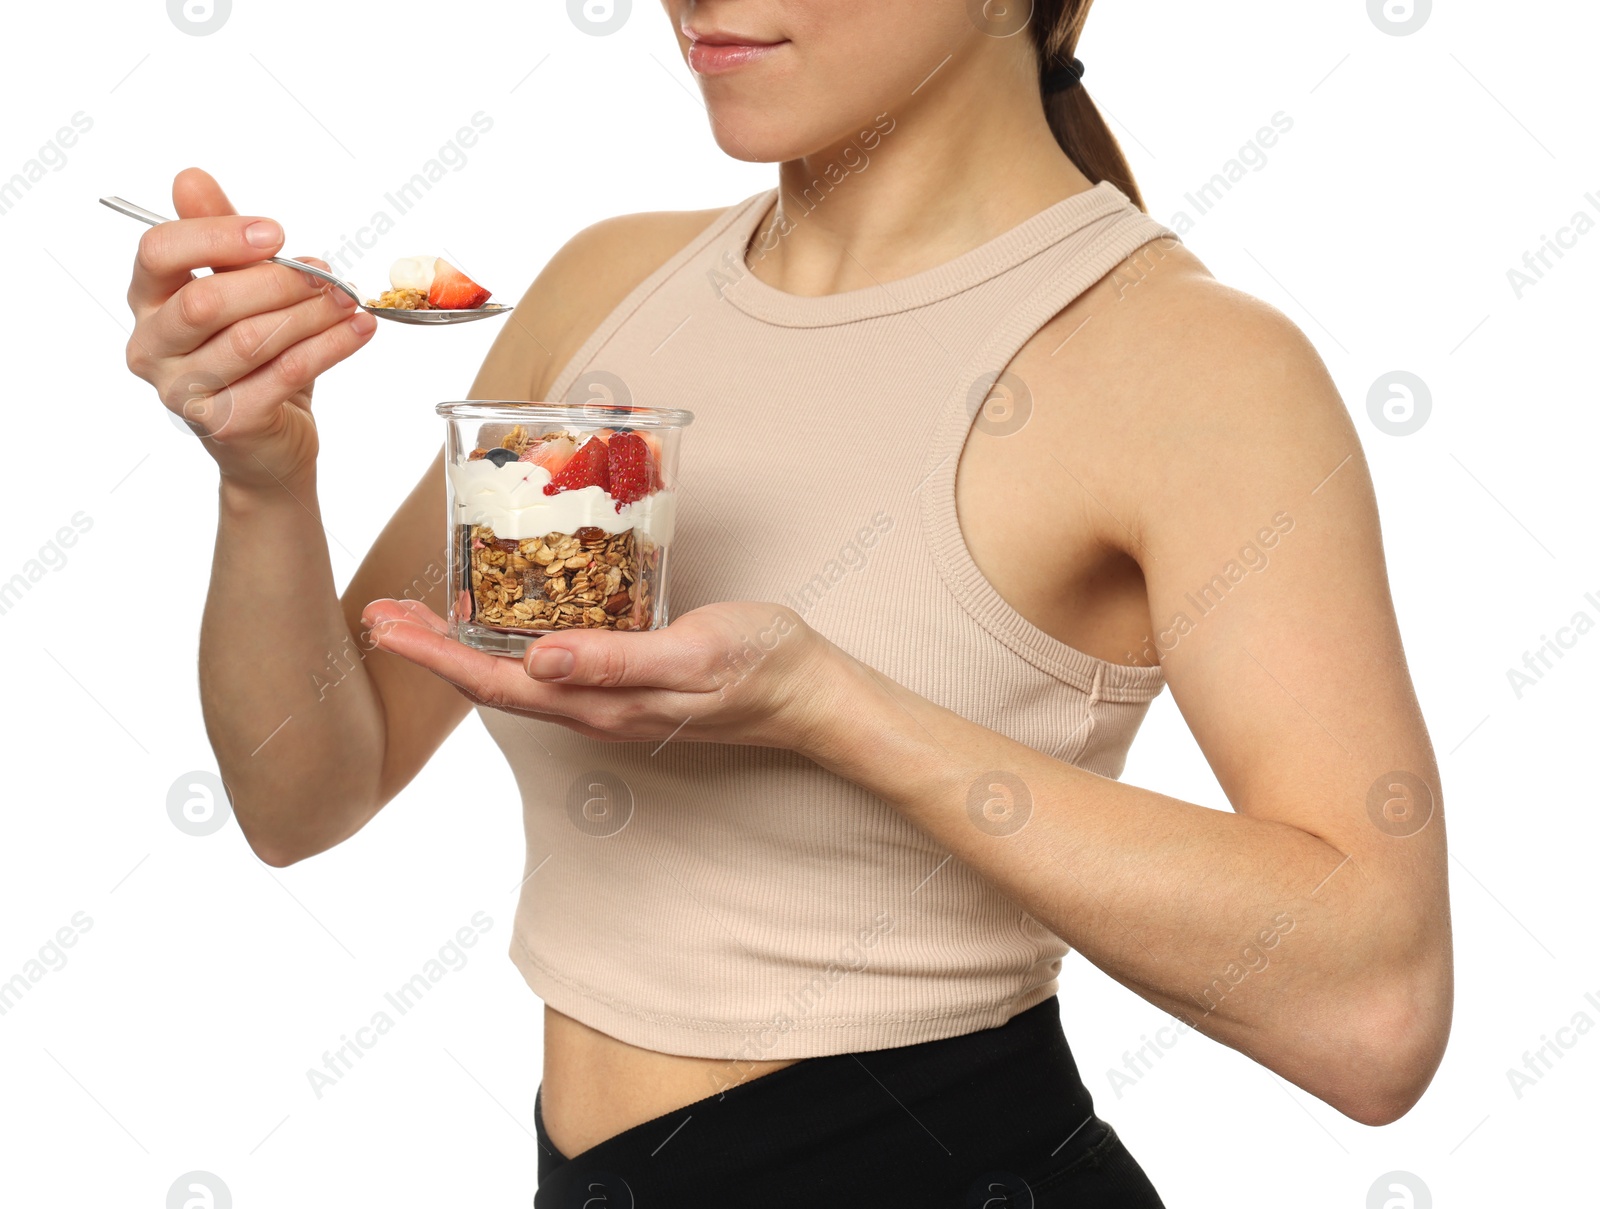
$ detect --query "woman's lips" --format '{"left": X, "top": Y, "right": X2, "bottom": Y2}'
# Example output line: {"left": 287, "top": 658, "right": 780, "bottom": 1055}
{"left": 685, "top": 36, "right": 786, "bottom": 76}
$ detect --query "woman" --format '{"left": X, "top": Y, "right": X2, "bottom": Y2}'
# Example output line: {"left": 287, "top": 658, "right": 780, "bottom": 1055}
{"left": 121, "top": 1, "right": 1452, "bottom": 1204}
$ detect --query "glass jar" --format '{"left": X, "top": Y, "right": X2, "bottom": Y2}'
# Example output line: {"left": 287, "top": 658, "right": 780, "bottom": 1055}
{"left": 437, "top": 401, "right": 693, "bottom": 657}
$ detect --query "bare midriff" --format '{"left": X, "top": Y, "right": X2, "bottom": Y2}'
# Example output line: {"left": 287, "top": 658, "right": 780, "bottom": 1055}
{"left": 539, "top": 1004, "right": 803, "bottom": 1159}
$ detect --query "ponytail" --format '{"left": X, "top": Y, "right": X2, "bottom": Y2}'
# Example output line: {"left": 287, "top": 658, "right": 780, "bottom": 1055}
{"left": 1033, "top": 0, "right": 1146, "bottom": 212}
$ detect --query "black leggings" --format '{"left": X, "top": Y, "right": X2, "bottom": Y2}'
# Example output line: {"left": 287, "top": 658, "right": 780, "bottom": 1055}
{"left": 533, "top": 995, "right": 1166, "bottom": 1207}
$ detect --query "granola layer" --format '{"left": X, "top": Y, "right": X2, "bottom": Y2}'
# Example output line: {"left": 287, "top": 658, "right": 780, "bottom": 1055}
{"left": 466, "top": 523, "right": 659, "bottom": 632}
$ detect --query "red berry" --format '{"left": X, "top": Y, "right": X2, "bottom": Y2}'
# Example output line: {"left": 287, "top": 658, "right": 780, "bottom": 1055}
{"left": 637, "top": 431, "right": 666, "bottom": 491}
{"left": 542, "top": 436, "right": 610, "bottom": 495}
{"left": 427, "top": 258, "right": 492, "bottom": 309}
{"left": 607, "top": 432, "right": 655, "bottom": 507}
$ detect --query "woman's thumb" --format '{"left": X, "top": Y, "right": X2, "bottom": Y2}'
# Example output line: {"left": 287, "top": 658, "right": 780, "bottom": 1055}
{"left": 172, "top": 166, "right": 237, "bottom": 219}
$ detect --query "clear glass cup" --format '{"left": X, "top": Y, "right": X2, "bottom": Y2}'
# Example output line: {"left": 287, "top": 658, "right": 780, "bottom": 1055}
{"left": 437, "top": 401, "right": 693, "bottom": 657}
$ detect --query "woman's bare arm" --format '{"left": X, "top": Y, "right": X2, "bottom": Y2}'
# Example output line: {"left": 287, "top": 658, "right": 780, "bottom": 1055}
{"left": 203, "top": 207, "right": 726, "bottom": 866}
{"left": 802, "top": 271, "right": 1451, "bottom": 1127}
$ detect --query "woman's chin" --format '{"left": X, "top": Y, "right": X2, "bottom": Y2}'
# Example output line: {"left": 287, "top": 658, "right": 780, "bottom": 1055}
{"left": 697, "top": 100, "right": 834, "bottom": 164}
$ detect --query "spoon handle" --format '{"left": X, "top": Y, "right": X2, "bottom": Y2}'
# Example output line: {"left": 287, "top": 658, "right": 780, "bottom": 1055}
{"left": 98, "top": 196, "right": 365, "bottom": 305}
{"left": 99, "top": 196, "right": 170, "bottom": 226}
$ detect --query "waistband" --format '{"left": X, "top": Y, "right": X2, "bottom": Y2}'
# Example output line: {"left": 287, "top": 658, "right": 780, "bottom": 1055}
{"left": 533, "top": 996, "right": 1139, "bottom": 1207}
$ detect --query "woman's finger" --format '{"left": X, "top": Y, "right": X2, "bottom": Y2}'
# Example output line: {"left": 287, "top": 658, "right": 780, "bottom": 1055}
{"left": 368, "top": 615, "right": 560, "bottom": 710}
{"left": 521, "top": 623, "right": 717, "bottom": 691}
{"left": 172, "top": 166, "right": 237, "bottom": 219}
{"left": 365, "top": 611, "right": 671, "bottom": 733}
{"left": 170, "top": 284, "right": 360, "bottom": 388}
{"left": 144, "top": 259, "right": 327, "bottom": 357}
{"left": 214, "top": 306, "right": 379, "bottom": 421}
{"left": 128, "top": 214, "right": 288, "bottom": 314}
{"left": 363, "top": 598, "right": 450, "bottom": 636}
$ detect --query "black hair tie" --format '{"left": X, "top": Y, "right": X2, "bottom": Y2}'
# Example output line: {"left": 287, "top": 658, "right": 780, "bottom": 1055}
{"left": 1042, "top": 57, "right": 1085, "bottom": 94}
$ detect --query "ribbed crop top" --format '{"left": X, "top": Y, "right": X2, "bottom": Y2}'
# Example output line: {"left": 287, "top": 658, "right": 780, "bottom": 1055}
{"left": 481, "top": 182, "right": 1178, "bottom": 1059}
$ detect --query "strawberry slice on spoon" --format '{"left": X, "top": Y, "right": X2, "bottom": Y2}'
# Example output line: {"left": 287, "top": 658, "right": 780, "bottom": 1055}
{"left": 427, "top": 258, "right": 492, "bottom": 309}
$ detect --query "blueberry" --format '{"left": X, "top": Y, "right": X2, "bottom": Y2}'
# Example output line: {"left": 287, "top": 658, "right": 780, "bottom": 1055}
{"left": 611, "top": 426, "right": 634, "bottom": 434}
{"left": 484, "top": 448, "right": 518, "bottom": 467}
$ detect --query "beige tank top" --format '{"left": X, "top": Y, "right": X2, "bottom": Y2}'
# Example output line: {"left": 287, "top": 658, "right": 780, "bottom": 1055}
{"left": 482, "top": 182, "right": 1178, "bottom": 1059}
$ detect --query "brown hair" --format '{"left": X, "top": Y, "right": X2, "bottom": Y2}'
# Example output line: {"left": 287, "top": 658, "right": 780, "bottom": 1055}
{"left": 1032, "top": 0, "right": 1146, "bottom": 212}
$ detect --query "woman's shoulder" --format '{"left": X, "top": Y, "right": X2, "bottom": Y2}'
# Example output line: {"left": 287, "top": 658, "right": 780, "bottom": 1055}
{"left": 1035, "top": 232, "right": 1348, "bottom": 440}
{"left": 1013, "top": 233, "right": 1360, "bottom": 549}
{"left": 503, "top": 204, "right": 735, "bottom": 399}
{"left": 1088, "top": 234, "right": 1329, "bottom": 377}
{"left": 548, "top": 204, "right": 735, "bottom": 294}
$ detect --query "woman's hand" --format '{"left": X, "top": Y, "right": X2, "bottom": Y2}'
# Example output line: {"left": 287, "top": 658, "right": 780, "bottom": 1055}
{"left": 123, "top": 167, "right": 378, "bottom": 491}
{"left": 358, "top": 597, "right": 848, "bottom": 752}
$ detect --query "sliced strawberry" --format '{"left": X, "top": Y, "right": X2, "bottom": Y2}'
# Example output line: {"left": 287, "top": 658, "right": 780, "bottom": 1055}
{"left": 607, "top": 432, "right": 656, "bottom": 507}
{"left": 427, "top": 258, "right": 492, "bottom": 310}
{"left": 542, "top": 435, "right": 609, "bottom": 495}
{"left": 638, "top": 431, "right": 665, "bottom": 489}
{"left": 520, "top": 433, "right": 577, "bottom": 476}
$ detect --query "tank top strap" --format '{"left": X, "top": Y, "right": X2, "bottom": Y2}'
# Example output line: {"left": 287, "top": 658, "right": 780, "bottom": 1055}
{"left": 916, "top": 196, "right": 1178, "bottom": 701}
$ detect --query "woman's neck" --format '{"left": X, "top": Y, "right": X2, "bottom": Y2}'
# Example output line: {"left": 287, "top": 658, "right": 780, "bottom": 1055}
{"left": 748, "top": 48, "right": 1095, "bottom": 297}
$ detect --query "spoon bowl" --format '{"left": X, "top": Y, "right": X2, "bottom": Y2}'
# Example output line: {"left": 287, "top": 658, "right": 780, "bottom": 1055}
{"left": 358, "top": 302, "right": 513, "bottom": 326}
{"left": 99, "top": 196, "right": 513, "bottom": 327}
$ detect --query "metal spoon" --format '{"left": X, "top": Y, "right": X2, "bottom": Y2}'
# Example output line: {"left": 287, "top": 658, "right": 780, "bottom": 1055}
{"left": 99, "top": 196, "right": 513, "bottom": 326}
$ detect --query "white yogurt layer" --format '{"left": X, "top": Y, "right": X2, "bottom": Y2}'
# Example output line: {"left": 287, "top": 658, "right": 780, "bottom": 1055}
{"left": 448, "top": 455, "right": 676, "bottom": 544}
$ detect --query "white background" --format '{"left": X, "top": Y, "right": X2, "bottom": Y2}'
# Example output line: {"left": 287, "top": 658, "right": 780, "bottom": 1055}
{"left": 1, "top": 1, "right": 1594, "bottom": 1205}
